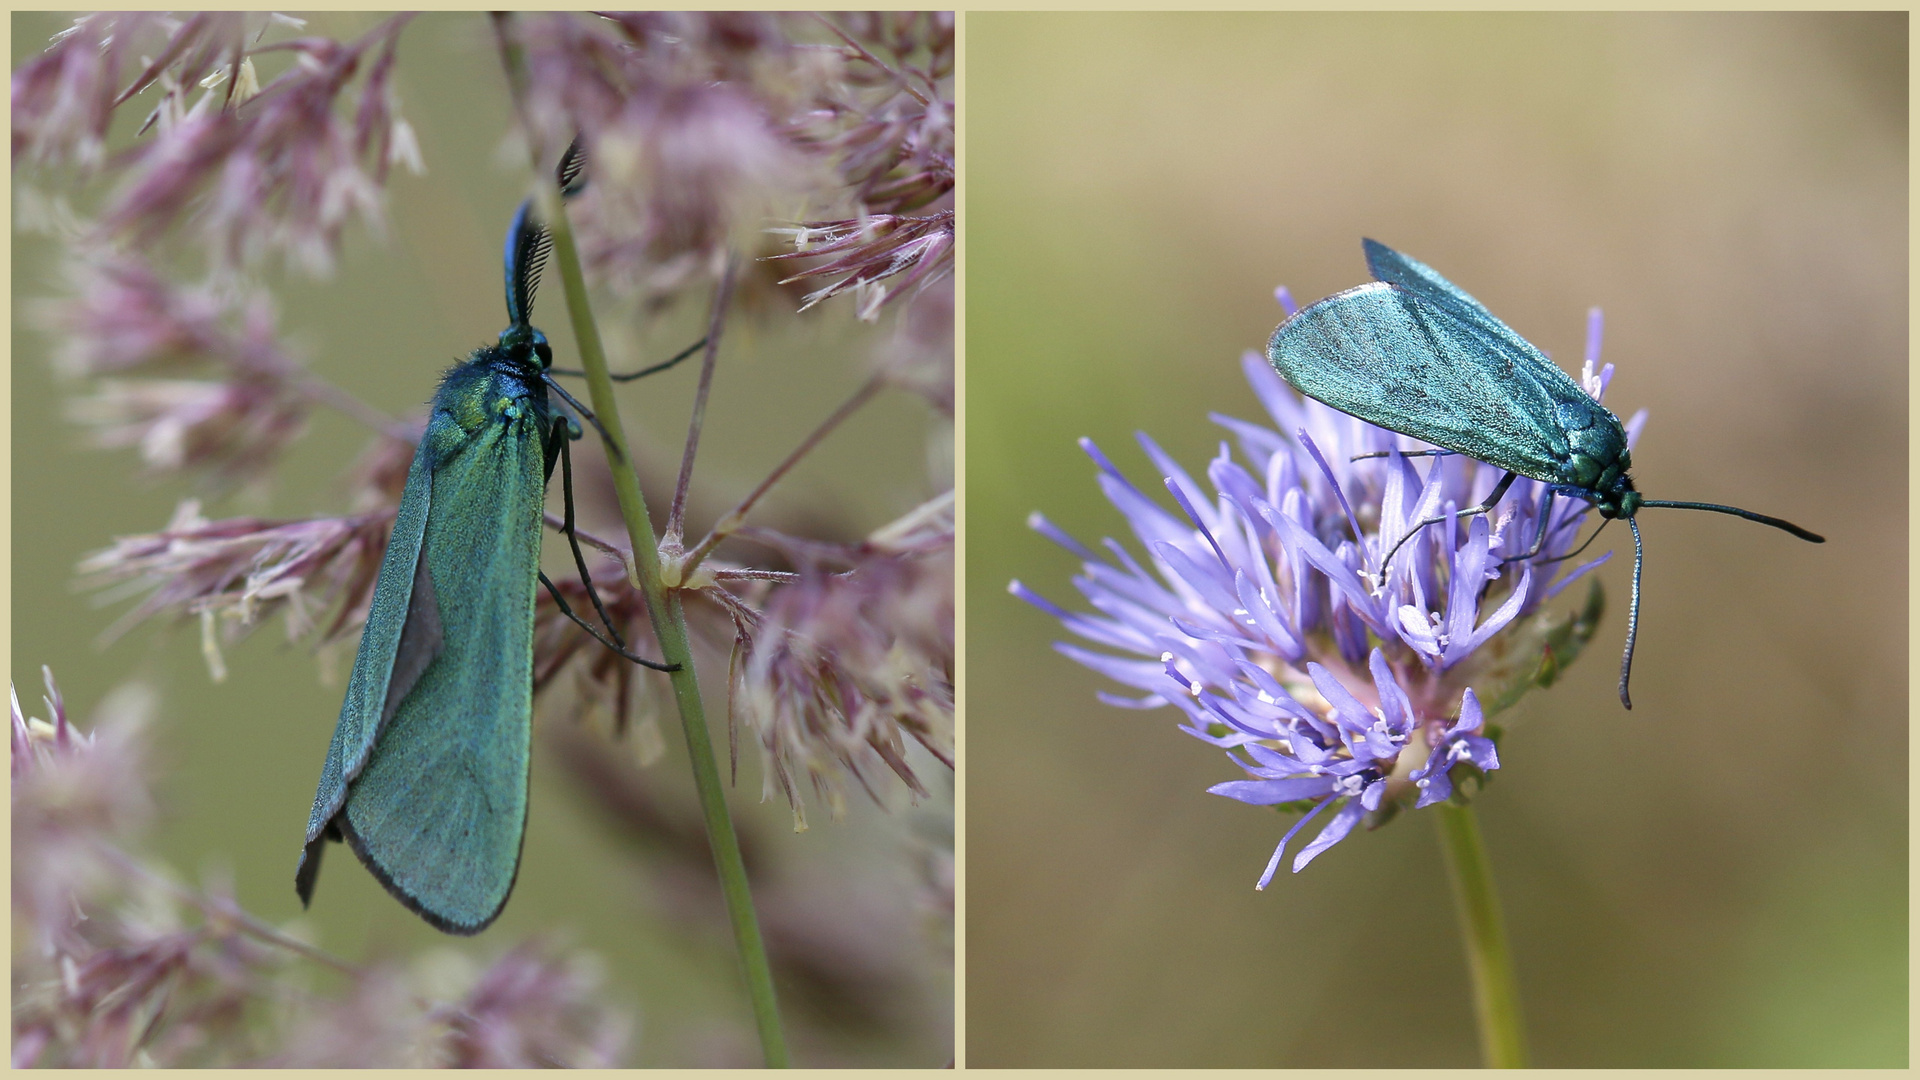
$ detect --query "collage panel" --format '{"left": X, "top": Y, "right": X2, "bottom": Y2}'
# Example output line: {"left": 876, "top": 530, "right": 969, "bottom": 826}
{"left": 966, "top": 10, "right": 1903, "bottom": 1069}
{"left": 13, "top": 12, "right": 951, "bottom": 1068}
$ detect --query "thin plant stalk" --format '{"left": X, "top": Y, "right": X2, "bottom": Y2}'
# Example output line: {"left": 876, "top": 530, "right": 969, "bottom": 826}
{"left": 667, "top": 256, "right": 738, "bottom": 541}
{"left": 491, "top": 15, "right": 789, "bottom": 1067}
{"left": 291, "top": 373, "right": 408, "bottom": 440}
{"left": 549, "top": 199, "right": 788, "bottom": 1068}
{"left": 813, "top": 13, "right": 932, "bottom": 107}
{"left": 681, "top": 371, "right": 887, "bottom": 574}
{"left": 1435, "top": 802, "right": 1528, "bottom": 1068}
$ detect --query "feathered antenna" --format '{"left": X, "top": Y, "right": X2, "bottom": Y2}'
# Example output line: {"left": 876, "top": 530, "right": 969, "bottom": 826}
{"left": 503, "top": 135, "right": 586, "bottom": 332}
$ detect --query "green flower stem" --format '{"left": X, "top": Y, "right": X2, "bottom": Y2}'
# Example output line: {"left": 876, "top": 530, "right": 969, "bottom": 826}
{"left": 1434, "top": 802, "right": 1528, "bottom": 1068}
{"left": 489, "top": 17, "right": 786, "bottom": 1065}
{"left": 544, "top": 196, "right": 789, "bottom": 1068}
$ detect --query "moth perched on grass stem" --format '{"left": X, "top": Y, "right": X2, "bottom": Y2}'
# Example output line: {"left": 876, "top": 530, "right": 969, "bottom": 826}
{"left": 297, "top": 140, "right": 686, "bottom": 934}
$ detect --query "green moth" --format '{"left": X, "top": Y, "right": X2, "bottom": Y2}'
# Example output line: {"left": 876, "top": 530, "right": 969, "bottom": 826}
{"left": 297, "top": 141, "right": 676, "bottom": 934}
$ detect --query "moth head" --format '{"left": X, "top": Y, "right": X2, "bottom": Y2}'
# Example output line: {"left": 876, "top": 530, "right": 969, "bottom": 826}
{"left": 495, "top": 324, "right": 553, "bottom": 370}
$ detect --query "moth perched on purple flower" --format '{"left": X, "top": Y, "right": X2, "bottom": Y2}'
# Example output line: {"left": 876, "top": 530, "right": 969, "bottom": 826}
{"left": 1267, "top": 241, "right": 1822, "bottom": 710}
{"left": 1015, "top": 271, "right": 1651, "bottom": 883}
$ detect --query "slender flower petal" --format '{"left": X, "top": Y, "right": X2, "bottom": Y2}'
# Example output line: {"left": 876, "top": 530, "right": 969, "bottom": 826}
{"left": 438, "top": 943, "right": 629, "bottom": 1067}
{"left": 12, "top": 14, "right": 186, "bottom": 171}
{"left": 513, "top": 13, "right": 815, "bottom": 299}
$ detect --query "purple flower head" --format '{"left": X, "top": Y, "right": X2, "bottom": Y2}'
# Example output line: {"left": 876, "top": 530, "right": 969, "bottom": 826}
{"left": 1015, "top": 300, "right": 1641, "bottom": 885}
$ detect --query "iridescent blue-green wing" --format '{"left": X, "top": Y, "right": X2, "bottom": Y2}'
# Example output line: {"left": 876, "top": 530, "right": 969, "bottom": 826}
{"left": 335, "top": 395, "right": 547, "bottom": 935}
{"left": 1361, "top": 238, "right": 1603, "bottom": 424}
{"left": 1363, "top": 238, "right": 1509, "bottom": 333}
{"left": 1266, "top": 281, "right": 1578, "bottom": 482}
{"left": 297, "top": 435, "right": 443, "bottom": 901}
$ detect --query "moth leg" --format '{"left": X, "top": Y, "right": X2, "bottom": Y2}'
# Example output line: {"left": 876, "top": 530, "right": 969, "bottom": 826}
{"left": 1491, "top": 483, "right": 1623, "bottom": 569}
{"left": 1498, "top": 488, "right": 1560, "bottom": 564}
{"left": 1351, "top": 448, "right": 1452, "bottom": 462}
{"left": 541, "top": 409, "right": 579, "bottom": 483}
{"left": 553, "top": 419, "right": 623, "bottom": 643}
{"left": 1379, "top": 469, "right": 1520, "bottom": 576}
{"left": 1516, "top": 515, "right": 1614, "bottom": 568}
{"left": 549, "top": 334, "right": 708, "bottom": 382}
{"left": 540, "top": 374, "right": 620, "bottom": 459}
{"left": 547, "top": 420, "right": 677, "bottom": 672}
{"left": 540, "top": 571, "right": 678, "bottom": 672}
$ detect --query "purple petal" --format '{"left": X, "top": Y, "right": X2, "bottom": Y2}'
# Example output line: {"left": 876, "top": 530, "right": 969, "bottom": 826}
{"left": 1168, "top": 614, "right": 1260, "bottom": 653}
{"left": 1027, "top": 512, "right": 1099, "bottom": 561}
{"left": 1544, "top": 550, "right": 1612, "bottom": 601}
{"left": 1257, "top": 792, "right": 1339, "bottom": 889}
{"left": 1232, "top": 570, "right": 1303, "bottom": 661}
{"left": 1077, "top": 562, "right": 1180, "bottom": 620}
{"left": 1095, "top": 691, "right": 1167, "bottom": 710}
{"left": 1369, "top": 649, "right": 1414, "bottom": 734}
{"left": 1296, "top": 429, "right": 1365, "bottom": 550}
{"left": 1053, "top": 642, "right": 1169, "bottom": 691}
{"left": 1162, "top": 477, "right": 1232, "bottom": 571}
{"left": 1266, "top": 505, "right": 1379, "bottom": 624}
{"left": 1413, "top": 751, "right": 1454, "bottom": 808}
{"left": 1152, "top": 540, "right": 1240, "bottom": 617}
{"left": 1099, "top": 473, "right": 1190, "bottom": 553}
{"left": 1450, "top": 565, "right": 1532, "bottom": 665}
{"left": 1397, "top": 604, "right": 1442, "bottom": 658}
{"left": 1442, "top": 515, "right": 1494, "bottom": 649}
{"left": 1307, "top": 662, "right": 1374, "bottom": 736}
{"left": 1209, "top": 776, "right": 1331, "bottom": 805}
{"left": 1360, "top": 775, "right": 1390, "bottom": 811}
{"left": 1291, "top": 798, "right": 1365, "bottom": 872}
{"left": 1211, "top": 412, "right": 1289, "bottom": 471}
{"left": 1138, "top": 430, "right": 1214, "bottom": 532}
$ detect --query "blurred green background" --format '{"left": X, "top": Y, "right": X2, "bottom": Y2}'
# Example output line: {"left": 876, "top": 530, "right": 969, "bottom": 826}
{"left": 966, "top": 12, "right": 1903, "bottom": 1068}
{"left": 13, "top": 12, "right": 951, "bottom": 1066}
